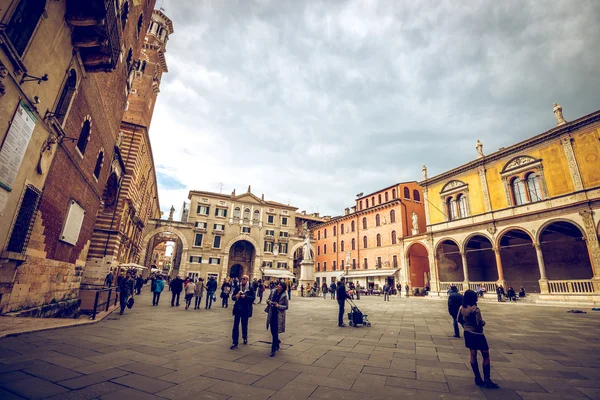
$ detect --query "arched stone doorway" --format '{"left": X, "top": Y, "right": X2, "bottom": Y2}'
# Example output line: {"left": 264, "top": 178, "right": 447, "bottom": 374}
{"left": 539, "top": 221, "right": 592, "bottom": 280}
{"left": 405, "top": 242, "right": 430, "bottom": 290}
{"left": 436, "top": 239, "right": 464, "bottom": 283}
{"left": 228, "top": 240, "right": 256, "bottom": 279}
{"left": 465, "top": 235, "right": 498, "bottom": 282}
{"left": 139, "top": 225, "right": 190, "bottom": 278}
{"left": 499, "top": 229, "right": 539, "bottom": 293}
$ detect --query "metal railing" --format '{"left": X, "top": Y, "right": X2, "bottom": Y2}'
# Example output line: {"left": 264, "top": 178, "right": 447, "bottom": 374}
{"left": 548, "top": 280, "right": 595, "bottom": 294}
{"left": 80, "top": 287, "right": 118, "bottom": 320}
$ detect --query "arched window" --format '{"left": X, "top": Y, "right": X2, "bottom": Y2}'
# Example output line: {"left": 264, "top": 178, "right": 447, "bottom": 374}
{"left": 5, "top": 0, "right": 45, "bottom": 56}
{"left": 137, "top": 13, "right": 143, "bottom": 36}
{"left": 392, "top": 189, "right": 396, "bottom": 199}
{"left": 233, "top": 207, "right": 241, "bottom": 218}
{"left": 403, "top": 187, "right": 410, "bottom": 199}
{"left": 76, "top": 118, "right": 91, "bottom": 155}
{"left": 333, "top": 226, "right": 337, "bottom": 236}
{"left": 351, "top": 221, "right": 355, "bottom": 232}
{"left": 375, "top": 214, "right": 381, "bottom": 227}
{"left": 121, "top": 1, "right": 129, "bottom": 29}
{"left": 511, "top": 177, "right": 527, "bottom": 205}
{"left": 457, "top": 194, "right": 467, "bottom": 218}
{"left": 365, "top": 199, "right": 369, "bottom": 208}
{"left": 351, "top": 238, "right": 356, "bottom": 250}
{"left": 376, "top": 234, "right": 381, "bottom": 247}
{"left": 253, "top": 210, "right": 259, "bottom": 221}
{"left": 324, "top": 244, "right": 327, "bottom": 254}
{"left": 378, "top": 194, "right": 382, "bottom": 204}
{"left": 413, "top": 190, "right": 421, "bottom": 202}
{"left": 324, "top": 229, "right": 327, "bottom": 239}
{"left": 317, "top": 231, "right": 321, "bottom": 240}
{"left": 390, "top": 209, "right": 396, "bottom": 223}
{"left": 93, "top": 150, "right": 104, "bottom": 179}
{"left": 317, "top": 246, "right": 320, "bottom": 256}
{"left": 362, "top": 217, "right": 367, "bottom": 229}
{"left": 341, "top": 240, "right": 344, "bottom": 252}
{"left": 526, "top": 173, "right": 543, "bottom": 202}
{"left": 385, "top": 192, "right": 388, "bottom": 202}
{"left": 243, "top": 208, "right": 250, "bottom": 220}
{"left": 333, "top": 242, "right": 337, "bottom": 252}
{"left": 391, "top": 230, "right": 397, "bottom": 244}
{"left": 340, "top": 223, "right": 344, "bottom": 234}
{"left": 359, "top": 201, "right": 363, "bottom": 210}
{"left": 371, "top": 196, "right": 375, "bottom": 205}
{"left": 447, "top": 197, "right": 458, "bottom": 220}
{"left": 55, "top": 69, "right": 77, "bottom": 124}
{"left": 363, "top": 236, "right": 368, "bottom": 248}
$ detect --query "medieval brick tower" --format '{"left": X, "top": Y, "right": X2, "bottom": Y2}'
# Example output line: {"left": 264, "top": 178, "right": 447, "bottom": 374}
{"left": 84, "top": 10, "right": 173, "bottom": 285}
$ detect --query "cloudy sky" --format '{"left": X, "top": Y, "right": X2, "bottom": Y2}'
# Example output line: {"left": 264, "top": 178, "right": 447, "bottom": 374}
{"left": 149, "top": 0, "right": 600, "bottom": 218}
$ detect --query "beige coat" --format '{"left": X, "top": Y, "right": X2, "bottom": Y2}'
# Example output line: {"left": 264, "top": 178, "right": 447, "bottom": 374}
{"left": 266, "top": 290, "right": 288, "bottom": 334}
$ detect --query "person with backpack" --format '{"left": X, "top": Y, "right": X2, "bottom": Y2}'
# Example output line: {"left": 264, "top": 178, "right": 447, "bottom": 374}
{"left": 169, "top": 275, "right": 184, "bottom": 307}
{"left": 330, "top": 281, "right": 336, "bottom": 300}
{"left": 152, "top": 275, "right": 165, "bottom": 306}
{"left": 257, "top": 280, "right": 265, "bottom": 304}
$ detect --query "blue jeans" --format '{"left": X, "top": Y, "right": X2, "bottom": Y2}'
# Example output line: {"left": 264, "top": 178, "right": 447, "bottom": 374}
{"left": 206, "top": 292, "right": 215, "bottom": 308}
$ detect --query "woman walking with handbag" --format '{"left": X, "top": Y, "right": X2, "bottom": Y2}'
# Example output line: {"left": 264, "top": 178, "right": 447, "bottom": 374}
{"left": 221, "top": 278, "right": 232, "bottom": 308}
{"left": 266, "top": 281, "right": 289, "bottom": 357}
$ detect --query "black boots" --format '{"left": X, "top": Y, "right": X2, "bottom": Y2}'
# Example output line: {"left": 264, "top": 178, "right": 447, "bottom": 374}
{"left": 471, "top": 362, "right": 484, "bottom": 386}
{"left": 483, "top": 364, "right": 499, "bottom": 388}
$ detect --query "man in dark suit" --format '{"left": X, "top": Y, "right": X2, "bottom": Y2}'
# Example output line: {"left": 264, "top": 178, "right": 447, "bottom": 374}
{"left": 336, "top": 277, "right": 349, "bottom": 327}
{"left": 230, "top": 275, "right": 255, "bottom": 349}
{"left": 447, "top": 285, "right": 463, "bottom": 338}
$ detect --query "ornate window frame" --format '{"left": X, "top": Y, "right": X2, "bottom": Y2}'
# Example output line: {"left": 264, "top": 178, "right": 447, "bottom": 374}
{"left": 439, "top": 180, "right": 470, "bottom": 221}
{"left": 500, "top": 155, "right": 548, "bottom": 207}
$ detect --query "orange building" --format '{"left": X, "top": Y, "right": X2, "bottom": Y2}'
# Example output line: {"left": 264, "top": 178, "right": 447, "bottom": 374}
{"left": 313, "top": 182, "right": 428, "bottom": 292}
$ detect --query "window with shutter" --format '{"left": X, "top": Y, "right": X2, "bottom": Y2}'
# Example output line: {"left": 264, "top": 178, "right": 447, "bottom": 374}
{"left": 60, "top": 200, "right": 86, "bottom": 245}
{"left": 6, "top": 184, "right": 41, "bottom": 253}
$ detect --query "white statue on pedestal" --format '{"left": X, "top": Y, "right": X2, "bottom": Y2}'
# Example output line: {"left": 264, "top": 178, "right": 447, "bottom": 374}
{"left": 422, "top": 165, "right": 428, "bottom": 180}
{"left": 476, "top": 140, "right": 484, "bottom": 158}
{"left": 302, "top": 223, "right": 312, "bottom": 262}
{"left": 345, "top": 251, "right": 351, "bottom": 268}
{"left": 553, "top": 102, "right": 567, "bottom": 126}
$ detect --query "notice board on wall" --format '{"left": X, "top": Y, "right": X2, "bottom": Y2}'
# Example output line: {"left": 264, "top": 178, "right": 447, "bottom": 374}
{"left": 0, "top": 101, "right": 37, "bottom": 192}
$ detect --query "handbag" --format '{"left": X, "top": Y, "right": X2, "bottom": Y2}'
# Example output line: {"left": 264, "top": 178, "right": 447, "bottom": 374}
{"left": 127, "top": 296, "right": 134, "bottom": 309}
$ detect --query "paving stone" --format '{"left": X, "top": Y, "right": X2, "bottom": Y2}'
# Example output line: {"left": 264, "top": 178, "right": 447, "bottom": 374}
{"left": 0, "top": 370, "right": 30, "bottom": 383}
{"left": 111, "top": 373, "right": 174, "bottom": 393}
{"left": 252, "top": 369, "right": 299, "bottom": 390}
{"left": 201, "top": 367, "right": 263, "bottom": 384}
{"left": 351, "top": 372, "right": 388, "bottom": 394}
{"left": 58, "top": 368, "right": 130, "bottom": 390}
{"left": 1, "top": 376, "right": 70, "bottom": 399}
{"left": 44, "top": 381, "right": 125, "bottom": 400}
{"left": 0, "top": 387, "right": 26, "bottom": 400}
{"left": 280, "top": 362, "right": 334, "bottom": 376}
{"left": 159, "top": 363, "right": 215, "bottom": 383}
{"left": 72, "top": 357, "right": 134, "bottom": 374}
{"left": 44, "top": 353, "right": 93, "bottom": 369}
{"left": 100, "top": 387, "right": 165, "bottom": 399}
{"left": 207, "top": 380, "right": 276, "bottom": 399}
{"left": 23, "top": 360, "right": 82, "bottom": 382}
{"left": 118, "top": 361, "right": 175, "bottom": 378}
{"left": 386, "top": 376, "right": 450, "bottom": 393}
{"left": 155, "top": 376, "right": 221, "bottom": 399}
{"left": 269, "top": 381, "right": 318, "bottom": 400}
{"left": 362, "top": 365, "right": 416, "bottom": 379}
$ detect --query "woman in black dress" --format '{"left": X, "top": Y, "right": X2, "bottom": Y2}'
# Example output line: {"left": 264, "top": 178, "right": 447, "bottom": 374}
{"left": 457, "top": 290, "right": 499, "bottom": 389}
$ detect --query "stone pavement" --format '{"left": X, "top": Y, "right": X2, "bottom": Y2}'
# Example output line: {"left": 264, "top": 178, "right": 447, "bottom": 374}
{"left": 1, "top": 290, "right": 600, "bottom": 399}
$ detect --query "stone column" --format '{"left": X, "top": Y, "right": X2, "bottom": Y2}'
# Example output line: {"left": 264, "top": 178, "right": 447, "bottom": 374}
{"left": 402, "top": 255, "right": 410, "bottom": 294}
{"left": 534, "top": 243, "right": 549, "bottom": 294}
{"left": 579, "top": 210, "right": 600, "bottom": 291}
{"left": 423, "top": 190, "right": 431, "bottom": 226}
{"left": 561, "top": 136, "right": 584, "bottom": 191}
{"left": 460, "top": 251, "right": 469, "bottom": 290}
{"left": 428, "top": 251, "right": 439, "bottom": 296}
{"left": 493, "top": 246, "right": 506, "bottom": 289}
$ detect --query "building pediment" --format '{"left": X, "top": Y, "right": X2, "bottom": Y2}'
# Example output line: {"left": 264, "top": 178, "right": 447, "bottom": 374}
{"left": 232, "top": 193, "right": 263, "bottom": 205}
{"left": 440, "top": 180, "right": 468, "bottom": 195}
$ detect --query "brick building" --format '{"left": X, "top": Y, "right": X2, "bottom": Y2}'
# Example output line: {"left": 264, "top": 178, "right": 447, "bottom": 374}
{"left": 83, "top": 9, "right": 171, "bottom": 286}
{"left": 313, "top": 182, "right": 427, "bottom": 292}
{"left": 0, "top": 0, "right": 157, "bottom": 315}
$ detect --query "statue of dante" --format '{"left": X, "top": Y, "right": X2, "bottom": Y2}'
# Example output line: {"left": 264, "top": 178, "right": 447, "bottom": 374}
{"left": 302, "top": 229, "right": 312, "bottom": 261}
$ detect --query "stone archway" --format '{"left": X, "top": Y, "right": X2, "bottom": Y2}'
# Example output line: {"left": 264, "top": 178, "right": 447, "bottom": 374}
{"left": 464, "top": 234, "right": 498, "bottom": 282}
{"left": 404, "top": 242, "right": 430, "bottom": 290}
{"left": 227, "top": 239, "right": 257, "bottom": 279}
{"left": 498, "top": 228, "right": 539, "bottom": 293}
{"left": 435, "top": 239, "right": 464, "bottom": 283}
{"left": 538, "top": 220, "right": 592, "bottom": 281}
{"left": 139, "top": 225, "right": 190, "bottom": 271}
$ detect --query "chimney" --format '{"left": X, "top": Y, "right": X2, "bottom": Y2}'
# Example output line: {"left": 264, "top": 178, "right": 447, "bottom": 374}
{"left": 344, "top": 208, "right": 350, "bottom": 215}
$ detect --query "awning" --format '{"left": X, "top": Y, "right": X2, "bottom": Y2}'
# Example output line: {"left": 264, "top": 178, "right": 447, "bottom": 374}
{"left": 118, "top": 263, "right": 147, "bottom": 270}
{"left": 260, "top": 268, "right": 295, "bottom": 279}
{"left": 343, "top": 269, "right": 399, "bottom": 278}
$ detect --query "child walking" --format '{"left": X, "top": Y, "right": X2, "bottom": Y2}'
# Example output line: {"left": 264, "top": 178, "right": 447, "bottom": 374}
{"left": 457, "top": 290, "right": 499, "bottom": 389}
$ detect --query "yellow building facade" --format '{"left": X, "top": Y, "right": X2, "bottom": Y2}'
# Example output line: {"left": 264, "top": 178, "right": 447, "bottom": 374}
{"left": 410, "top": 105, "right": 600, "bottom": 302}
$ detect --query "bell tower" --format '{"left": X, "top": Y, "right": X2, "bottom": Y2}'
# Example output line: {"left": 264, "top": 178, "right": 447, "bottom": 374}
{"left": 122, "top": 9, "right": 174, "bottom": 128}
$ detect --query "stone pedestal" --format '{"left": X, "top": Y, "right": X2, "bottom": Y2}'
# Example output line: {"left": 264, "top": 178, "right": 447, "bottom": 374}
{"left": 298, "top": 260, "right": 314, "bottom": 293}
{"left": 411, "top": 228, "right": 419, "bottom": 236}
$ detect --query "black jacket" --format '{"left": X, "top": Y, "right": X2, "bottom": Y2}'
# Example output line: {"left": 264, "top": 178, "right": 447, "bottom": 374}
{"left": 232, "top": 284, "right": 255, "bottom": 317}
{"left": 448, "top": 291, "right": 463, "bottom": 318}
{"left": 336, "top": 282, "right": 348, "bottom": 302}
{"left": 206, "top": 279, "right": 218, "bottom": 292}
{"left": 170, "top": 277, "right": 184, "bottom": 293}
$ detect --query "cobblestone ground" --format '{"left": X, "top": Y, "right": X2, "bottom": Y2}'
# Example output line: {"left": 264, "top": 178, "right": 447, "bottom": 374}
{"left": 1, "top": 290, "right": 600, "bottom": 400}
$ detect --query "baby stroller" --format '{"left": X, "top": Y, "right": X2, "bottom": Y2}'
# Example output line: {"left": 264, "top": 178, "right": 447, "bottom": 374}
{"left": 346, "top": 298, "right": 371, "bottom": 327}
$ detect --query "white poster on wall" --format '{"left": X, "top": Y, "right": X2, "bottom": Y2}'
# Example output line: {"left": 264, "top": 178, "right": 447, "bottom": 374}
{"left": 0, "top": 101, "right": 37, "bottom": 192}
